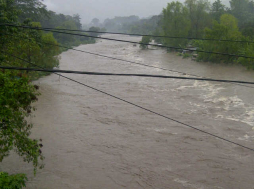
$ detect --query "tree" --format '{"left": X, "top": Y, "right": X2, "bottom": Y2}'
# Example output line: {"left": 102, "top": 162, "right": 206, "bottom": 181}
{"left": 241, "top": 20, "right": 254, "bottom": 39}
{"left": 0, "top": 4, "right": 44, "bottom": 173}
{"left": 13, "top": 0, "right": 49, "bottom": 22}
{"left": 229, "top": 0, "right": 252, "bottom": 26}
{"left": 195, "top": 14, "right": 243, "bottom": 63}
{"left": 0, "top": 1, "right": 60, "bottom": 187}
{"left": 103, "top": 18, "right": 116, "bottom": 31}
{"left": 139, "top": 36, "right": 152, "bottom": 49}
{"left": 0, "top": 1, "right": 14, "bottom": 23}
{"left": 185, "top": 0, "right": 211, "bottom": 38}
{"left": 211, "top": 0, "right": 225, "bottom": 21}
{"left": 0, "top": 72, "right": 44, "bottom": 170}
{"left": 162, "top": 1, "right": 191, "bottom": 48}
{"left": 73, "top": 14, "right": 82, "bottom": 29}
{"left": 88, "top": 26, "right": 101, "bottom": 37}
{"left": 91, "top": 18, "right": 100, "bottom": 26}
{"left": 1, "top": 20, "right": 60, "bottom": 78}
{"left": 53, "top": 20, "right": 79, "bottom": 46}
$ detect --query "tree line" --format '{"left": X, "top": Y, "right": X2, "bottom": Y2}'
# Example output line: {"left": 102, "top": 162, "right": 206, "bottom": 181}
{"left": 138, "top": 0, "right": 254, "bottom": 70}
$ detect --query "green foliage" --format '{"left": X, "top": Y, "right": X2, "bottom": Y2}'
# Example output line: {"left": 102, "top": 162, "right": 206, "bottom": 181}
{"left": 139, "top": 36, "right": 152, "bottom": 50}
{"left": 104, "top": 0, "right": 254, "bottom": 70}
{"left": 0, "top": 72, "right": 44, "bottom": 171}
{"left": 153, "top": 27, "right": 164, "bottom": 44}
{"left": 72, "top": 14, "right": 82, "bottom": 29}
{"left": 162, "top": 1, "right": 191, "bottom": 48}
{"left": 0, "top": 0, "right": 19, "bottom": 24}
{"left": 229, "top": 0, "right": 254, "bottom": 27}
{"left": 14, "top": 0, "right": 48, "bottom": 22}
{"left": 183, "top": 53, "right": 192, "bottom": 58}
{"left": 0, "top": 0, "right": 60, "bottom": 185}
{"left": 237, "top": 42, "right": 254, "bottom": 70}
{"left": 49, "top": 17, "right": 94, "bottom": 47}
{"left": 1, "top": 21, "right": 60, "bottom": 79}
{"left": 53, "top": 20, "right": 79, "bottom": 45}
{"left": 211, "top": 0, "right": 226, "bottom": 21}
{"left": 194, "top": 14, "right": 242, "bottom": 63}
{"left": 185, "top": 0, "right": 212, "bottom": 38}
{"left": 241, "top": 20, "right": 254, "bottom": 39}
{"left": 27, "top": 7, "right": 93, "bottom": 47}
{"left": 194, "top": 13, "right": 254, "bottom": 69}
{"left": 0, "top": 0, "right": 100, "bottom": 186}
{"left": 0, "top": 172, "right": 27, "bottom": 189}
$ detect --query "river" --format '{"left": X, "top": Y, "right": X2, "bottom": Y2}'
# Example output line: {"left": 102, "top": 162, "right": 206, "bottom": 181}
{"left": 1, "top": 35, "right": 254, "bottom": 189}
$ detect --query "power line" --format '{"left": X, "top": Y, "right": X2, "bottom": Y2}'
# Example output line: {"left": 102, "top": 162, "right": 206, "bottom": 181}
{"left": 3, "top": 32, "right": 254, "bottom": 89}
{"left": 2, "top": 23, "right": 254, "bottom": 43}
{"left": 2, "top": 65, "right": 254, "bottom": 85}
{"left": 3, "top": 24, "right": 254, "bottom": 60}
{"left": 44, "top": 42, "right": 193, "bottom": 76}
{"left": 3, "top": 51, "right": 254, "bottom": 152}
{"left": 1, "top": 32, "right": 202, "bottom": 76}
{"left": 41, "top": 40, "right": 254, "bottom": 89}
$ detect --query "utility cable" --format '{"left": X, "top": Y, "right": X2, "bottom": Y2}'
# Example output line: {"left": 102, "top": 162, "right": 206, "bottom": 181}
{"left": 3, "top": 24, "right": 254, "bottom": 60}
{"left": 2, "top": 23, "right": 254, "bottom": 43}
{"left": 2, "top": 65, "right": 254, "bottom": 85}
{"left": 1, "top": 32, "right": 202, "bottom": 76}
{"left": 3, "top": 51, "right": 254, "bottom": 152}
{"left": 3, "top": 32, "right": 254, "bottom": 89}
{"left": 41, "top": 41, "right": 254, "bottom": 89}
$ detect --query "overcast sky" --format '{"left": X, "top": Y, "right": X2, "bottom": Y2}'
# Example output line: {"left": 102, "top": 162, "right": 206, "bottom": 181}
{"left": 44, "top": 0, "right": 230, "bottom": 24}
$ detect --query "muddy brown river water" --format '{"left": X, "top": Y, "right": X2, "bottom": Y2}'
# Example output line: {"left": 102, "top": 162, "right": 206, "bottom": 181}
{"left": 1, "top": 35, "right": 254, "bottom": 189}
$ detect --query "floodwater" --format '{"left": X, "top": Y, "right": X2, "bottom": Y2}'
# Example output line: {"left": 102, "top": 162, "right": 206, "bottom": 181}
{"left": 1, "top": 35, "right": 254, "bottom": 189}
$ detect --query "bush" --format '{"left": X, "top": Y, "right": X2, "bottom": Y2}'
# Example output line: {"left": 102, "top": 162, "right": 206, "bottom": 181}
{"left": 0, "top": 172, "right": 27, "bottom": 189}
{"left": 183, "top": 53, "right": 191, "bottom": 59}
{"left": 140, "top": 36, "right": 152, "bottom": 49}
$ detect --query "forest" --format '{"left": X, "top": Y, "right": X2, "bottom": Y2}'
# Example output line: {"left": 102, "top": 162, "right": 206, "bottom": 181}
{"left": 154, "top": 0, "right": 254, "bottom": 69}
{"left": 156, "top": 0, "right": 254, "bottom": 70}
{"left": 103, "top": 0, "right": 254, "bottom": 70}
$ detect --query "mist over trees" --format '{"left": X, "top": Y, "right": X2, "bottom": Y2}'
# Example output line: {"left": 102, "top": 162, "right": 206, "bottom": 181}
{"left": 35, "top": 12, "right": 95, "bottom": 47}
{"left": 91, "top": 18, "right": 100, "bottom": 26}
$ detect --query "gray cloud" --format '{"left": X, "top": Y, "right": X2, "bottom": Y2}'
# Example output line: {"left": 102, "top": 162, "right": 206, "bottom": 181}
{"left": 44, "top": 0, "right": 230, "bottom": 24}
